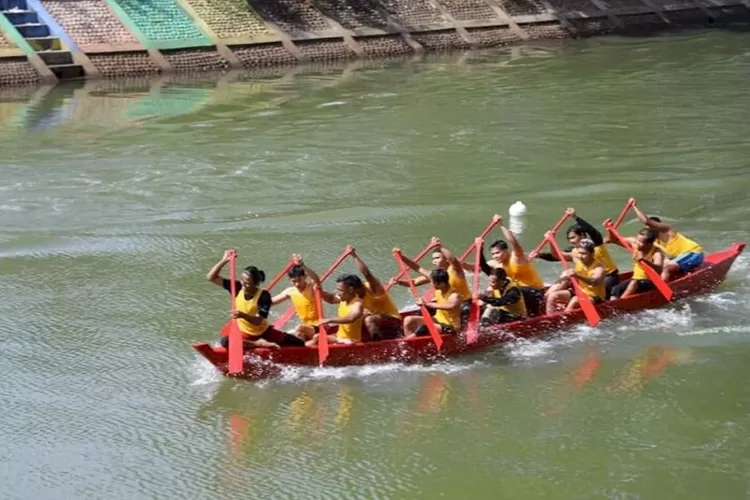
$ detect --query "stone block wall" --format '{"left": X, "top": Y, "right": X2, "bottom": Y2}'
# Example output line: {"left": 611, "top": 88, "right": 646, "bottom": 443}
{"left": 114, "top": 0, "right": 207, "bottom": 42}
{"left": 356, "top": 34, "right": 413, "bottom": 58}
{"left": 247, "top": 0, "right": 332, "bottom": 33}
{"left": 313, "top": 0, "right": 391, "bottom": 30}
{"left": 379, "top": 0, "right": 449, "bottom": 27}
{"left": 412, "top": 30, "right": 472, "bottom": 51}
{"left": 162, "top": 47, "right": 229, "bottom": 72}
{"left": 547, "top": 0, "right": 599, "bottom": 11}
{"left": 0, "top": 31, "right": 13, "bottom": 49}
{"left": 88, "top": 52, "right": 160, "bottom": 77}
{"left": 0, "top": 60, "right": 41, "bottom": 87}
{"left": 233, "top": 42, "right": 298, "bottom": 68}
{"left": 296, "top": 39, "right": 357, "bottom": 62}
{"left": 437, "top": 0, "right": 498, "bottom": 21}
{"left": 41, "top": 0, "right": 138, "bottom": 47}
{"left": 182, "top": 0, "right": 270, "bottom": 39}
{"left": 496, "top": 0, "right": 546, "bottom": 16}
{"left": 466, "top": 26, "right": 520, "bottom": 47}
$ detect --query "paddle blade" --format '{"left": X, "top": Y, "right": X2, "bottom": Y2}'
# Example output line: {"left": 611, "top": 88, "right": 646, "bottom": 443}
{"left": 313, "top": 287, "right": 329, "bottom": 365}
{"left": 227, "top": 320, "right": 244, "bottom": 375}
{"left": 420, "top": 305, "right": 443, "bottom": 350}
{"left": 571, "top": 280, "right": 601, "bottom": 327}
{"left": 642, "top": 262, "right": 674, "bottom": 301}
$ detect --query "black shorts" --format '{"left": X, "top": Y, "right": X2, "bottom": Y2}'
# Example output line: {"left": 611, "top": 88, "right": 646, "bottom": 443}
{"left": 364, "top": 314, "right": 403, "bottom": 340}
{"left": 220, "top": 326, "right": 305, "bottom": 348}
{"left": 604, "top": 271, "right": 619, "bottom": 299}
{"left": 611, "top": 279, "right": 655, "bottom": 298}
{"left": 415, "top": 322, "right": 455, "bottom": 337}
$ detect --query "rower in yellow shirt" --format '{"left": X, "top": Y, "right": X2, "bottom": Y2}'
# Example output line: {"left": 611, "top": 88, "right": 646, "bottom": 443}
{"left": 470, "top": 216, "right": 545, "bottom": 316}
{"left": 477, "top": 267, "right": 527, "bottom": 325}
{"left": 394, "top": 237, "right": 472, "bottom": 316}
{"left": 632, "top": 203, "right": 704, "bottom": 281}
{"left": 306, "top": 274, "right": 365, "bottom": 346}
{"left": 271, "top": 254, "right": 321, "bottom": 342}
{"left": 402, "top": 268, "right": 462, "bottom": 338}
{"left": 610, "top": 229, "right": 666, "bottom": 299}
{"left": 545, "top": 239, "right": 606, "bottom": 314}
{"left": 348, "top": 246, "right": 402, "bottom": 340}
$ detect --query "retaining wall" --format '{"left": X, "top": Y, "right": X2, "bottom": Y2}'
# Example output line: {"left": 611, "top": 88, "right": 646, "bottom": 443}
{"left": 0, "top": 0, "right": 749, "bottom": 87}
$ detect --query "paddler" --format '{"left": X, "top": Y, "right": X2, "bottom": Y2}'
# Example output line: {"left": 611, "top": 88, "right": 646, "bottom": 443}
{"left": 270, "top": 254, "right": 322, "bottom": 342}
{"left": 393, "top": 237, "right": 472, "bottom": 315}
{"left": 306, "top": 274, "right": 365, "bottom": 346}
{"left": 535, "top": 207, "right": 620, "bottom": 298}
{"left": 348, "top": 246, "right": 403, "bottom": 340}
{"left": 632, "top": 203, "right": 704, "bottom": 281}
{"left": 473, "top": 216, "right": 545, "bottom": 316}
{"left": 610, "top": 228, "right": 666, "bottom": 299}
{"left": 207, "top": 249, "right": 305, "bottom": 349}
{"left": 402, "top": 268, "right": 462, "bottom": 338}
{"left": 477, "top": 267, "right": 527, "bottom": 325}
{"left": 545, "top": 239, "right": 606, "bottom": 313}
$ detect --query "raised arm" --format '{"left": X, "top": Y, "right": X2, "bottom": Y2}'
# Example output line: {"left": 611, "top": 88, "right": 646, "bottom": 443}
{"left": 207, "top": 249, "right": 235, "bottom": 287}
{"left": 318, "top": 286, "right": 341, "bottom": 305}
{"left": 292, "top": 253, "right": 321, "bottom": 285}
{"left": 499, "top": 217, "right": 528, "bottom": 264}
{"left": 436, "top": 238, "right": 466, "bottom": 281}
{"left": 350, "top": 247, "right": 384, "bottom": 295}
{"left": 633, "top": 205, "right": 673, "bottom": 233}
{"left": 399, "top": 253, "right": 432, "bottom": 280}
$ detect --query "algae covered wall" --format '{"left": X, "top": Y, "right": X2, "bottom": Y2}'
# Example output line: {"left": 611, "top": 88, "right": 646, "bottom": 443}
{"left": 0, "top": 0, "right": 749, "bottom": 87}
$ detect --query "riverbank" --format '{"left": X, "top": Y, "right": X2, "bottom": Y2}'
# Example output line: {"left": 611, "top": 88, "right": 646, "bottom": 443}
{"left": 0, "top": 0, "right": 749, "bottom": 88}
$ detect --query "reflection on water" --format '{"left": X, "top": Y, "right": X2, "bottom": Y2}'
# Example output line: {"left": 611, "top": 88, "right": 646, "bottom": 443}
{"left": 0, "top": 45, "right": 561, "bottom": 142}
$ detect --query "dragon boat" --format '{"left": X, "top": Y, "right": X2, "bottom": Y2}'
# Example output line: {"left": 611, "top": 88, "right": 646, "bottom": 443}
{"left": 193, "top": 204, "right": 745, "bottom": 380}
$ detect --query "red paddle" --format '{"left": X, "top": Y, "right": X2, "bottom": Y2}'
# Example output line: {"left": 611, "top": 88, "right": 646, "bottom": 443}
{"left": 466, "top": 238, "right": 483, "bottom": 344}
{"left": 273, "top": 247, "right": 353, "bottom": 329}
{"left": 393, "top": 248, "right": 443, "bottom": 350}
{"left": 546, "top": 233, "right": 601, "bottom": 327}
{"left": 225, "top": 251, "right": 245, "bottom": 375}
{"left": 612, "top": 197, "right": 636, "bottom": 229}
{"left": 386, "top": 241, "right": 440, "bottom": 293}
{"left": 265, "top": 258, "right": 296, "bottom": 291}
{"left": 529, "top": 211, "right": 572, "bottom": 260}
{"left": 603, "top": 220, "right": 674, "bottom": 301}
{"left": 312, "top": 285, "right": 329, "bottom": 365}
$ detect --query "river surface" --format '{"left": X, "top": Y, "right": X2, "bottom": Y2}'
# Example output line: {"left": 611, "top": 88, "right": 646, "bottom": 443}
{"left": 1, "top": 30, "right": 750, "bottom": 499}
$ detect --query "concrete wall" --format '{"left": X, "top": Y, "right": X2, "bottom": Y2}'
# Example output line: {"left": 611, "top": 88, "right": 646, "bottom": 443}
{"left": 0, "top": 0, "right": 749, "bottom": 87}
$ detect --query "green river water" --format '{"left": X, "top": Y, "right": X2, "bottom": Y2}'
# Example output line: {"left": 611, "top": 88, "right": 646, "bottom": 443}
{"left": 1, "top": 31, "right": 750, "bottom": 499}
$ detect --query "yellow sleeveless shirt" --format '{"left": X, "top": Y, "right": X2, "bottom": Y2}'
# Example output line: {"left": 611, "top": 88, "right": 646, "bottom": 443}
{"left": 504, "top": 260, "right": 544, "bottom": 289}
{"left": 655, "top": 232, "right": 703, "bottom": 259}
{"left": 592, "top": 245, "right": 618, "bottom": 275}
{"left": 448, "top": 266, "right": 472, "bottom": 301}
{"left": 434, "top": 287, "right": 462, "bottom": 331}
{"left": 288, "top": 284, "right": 318, "bottom": 326}
{"left": 491, "top": 281, "right": 527, "bottom": 318}
{"left": 336, "top": 298, "right": 364, "bottom": 343}
{"left": 235, "top": 289, "right": 269, "bottom": 337}
{"left": 574, "top": 259, "right": 606, "bottom": 300}
{"left": 362, "top": 282, "right": 400, "bottom": 318}
{"left": 632, "top": 247, "right": 658, "bottom": 281}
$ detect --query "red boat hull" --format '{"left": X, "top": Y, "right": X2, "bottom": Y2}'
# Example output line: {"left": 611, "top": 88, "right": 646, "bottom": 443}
{"left": 193, "top": 242, "right": 745, "bottom": 379}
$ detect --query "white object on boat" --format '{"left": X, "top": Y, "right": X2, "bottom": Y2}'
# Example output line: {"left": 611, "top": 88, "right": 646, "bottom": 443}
{"left": 509, "top": 201, "right": 527, "bottom": 217}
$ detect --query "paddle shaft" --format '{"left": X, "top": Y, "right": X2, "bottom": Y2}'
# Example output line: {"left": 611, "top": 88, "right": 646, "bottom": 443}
{"left": 465, "top": 238, "right": 483, "bottom": 344}
{"left": 393, "top": 250, "right": 443, "bottom": 350}
{"left": 612, "top": 198, "right": 636, "bottom": 229}
{"left": 385, "top": 242, "right": 440, "bottom": 293}
{"left": 313, "top": 286, "right": 329, "bottom": 365}
{"left": 530, "top": 212, "right": 572, "bottom": 260}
